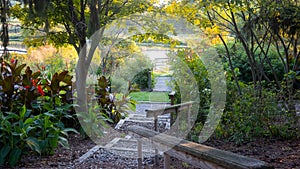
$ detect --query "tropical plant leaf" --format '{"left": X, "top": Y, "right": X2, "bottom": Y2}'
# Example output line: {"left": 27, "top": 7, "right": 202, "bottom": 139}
{"left": 20, "top": 105, "right": 26, "bottom": 119}
{"left": 26, "top": 137, "right": 41, "bottom": 154}
{"left": 0, "top": 145, "right": 10, "bottom": 165}
{"left": 8, "top": 147, "right": 22, "bottom": 167}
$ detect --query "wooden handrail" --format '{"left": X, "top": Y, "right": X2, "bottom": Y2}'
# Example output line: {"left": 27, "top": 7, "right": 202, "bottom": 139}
{"left": 145, "top": 101, "right": 194, "bottom": 133}
{"left": 146, "top": 101, "right": 194, "bottom": 118}
{"left": 128, "top": 125, "right": 274, "bottom": 169}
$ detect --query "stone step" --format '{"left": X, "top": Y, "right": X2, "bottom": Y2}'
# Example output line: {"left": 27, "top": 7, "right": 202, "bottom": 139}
{"left": 115, "top": 113, "right": 170, "bottom": 130}
{"left": 103, "top": 137, "right": 157, "bottom": 158}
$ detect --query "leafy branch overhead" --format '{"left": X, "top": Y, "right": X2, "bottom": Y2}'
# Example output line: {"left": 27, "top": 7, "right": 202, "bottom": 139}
{"left": 11, "top": 0, "right": 152, "bottom": 52}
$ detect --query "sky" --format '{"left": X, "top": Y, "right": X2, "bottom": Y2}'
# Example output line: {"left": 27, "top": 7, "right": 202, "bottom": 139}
{"left": 159, "top": 0, "right": 171, "bottom": 5}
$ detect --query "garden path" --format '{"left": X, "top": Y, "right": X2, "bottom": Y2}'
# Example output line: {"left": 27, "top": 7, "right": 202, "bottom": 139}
{"left": 134, "top": 76, "right": 173, "bottom": 115}
{"left": 78, "top": 76, "right": 174, "bottom": 165}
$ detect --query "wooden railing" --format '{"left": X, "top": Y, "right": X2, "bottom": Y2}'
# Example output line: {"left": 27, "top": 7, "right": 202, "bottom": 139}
{"left": 128, "top": 125, "right": 274, "bottom": 169}
{"left": 145, "top": 101, "right": 194, "bottom": 132}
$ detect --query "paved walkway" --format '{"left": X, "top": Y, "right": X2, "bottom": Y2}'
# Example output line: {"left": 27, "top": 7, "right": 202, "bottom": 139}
{"left": 143, "top": 48, "right": 170, "bottom": 71}
{"left": 135, "top": 102, "right": 170, "bottom": 114}
{"left": 152, "top": 76, "right": 173, "bottom": 92}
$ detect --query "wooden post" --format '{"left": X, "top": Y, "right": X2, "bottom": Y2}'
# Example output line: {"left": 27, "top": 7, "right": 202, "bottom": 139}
{"left": 168, "top": 91, "right": 175, "bottom": 105}
{"left": 164, "top": 153, "right": 171, "bottom": 169}
{"left": 154, "top": 115, "right": 159, "bottom": 165}
{"left": 168, "top": 91, "right": 175, "bottom": 125}
{"left": 155, "top": 148, "right": 159, "bottom": 166}
{"left": 154, "top": 116, "right": 158, "bottom": 132}
{"left": 187, "top": 105, "right": 192, "bottom": 139}
{"left": 137, "top": 139, "right": 143, "bottom": 169}
{"left": 148, "top": 69, "right": 152, "bottom": 91}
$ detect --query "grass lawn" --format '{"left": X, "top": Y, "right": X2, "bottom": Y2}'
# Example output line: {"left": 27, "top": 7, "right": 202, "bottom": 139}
{"left": 129, "top": 91, "right": 170, "bottom": 102}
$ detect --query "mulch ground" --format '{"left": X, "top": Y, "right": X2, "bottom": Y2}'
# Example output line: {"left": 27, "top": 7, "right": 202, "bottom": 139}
{"left": 6, "top": 133, "right": 299, "bottom": 169}
{"left": 205, "top": 137, "right": 300, "bottom": 169}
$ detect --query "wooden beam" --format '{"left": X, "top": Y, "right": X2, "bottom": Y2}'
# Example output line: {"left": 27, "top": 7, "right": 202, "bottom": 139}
{"left": 127, "top": 125, "right": 274, "bottom": 169}
{"left": 137, "top": 139, "right": 142, "bottom": 169}
{"left": 146, "top": 101, "right": 194, "bottom": 118}
{"left": 164, "top": 153, "right": 171, "bottom": 169}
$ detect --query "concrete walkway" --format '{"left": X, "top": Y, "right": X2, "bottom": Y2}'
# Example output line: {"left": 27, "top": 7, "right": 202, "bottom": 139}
{"left": 135, "top": 102, "right": 170, "bottom": 114}
{"left": 152, "top": 76, "right": 173, "bottom": 92}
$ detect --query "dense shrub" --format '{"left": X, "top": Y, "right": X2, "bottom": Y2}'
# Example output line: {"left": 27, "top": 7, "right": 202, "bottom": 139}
{"left": 113, "top": 54, "right": 154, "bottom": 91}
{"left": 168, "top": 49, "right": 211, "bottom": 141}
{"left": 170, "top": 47, "right": 299, "bottom": 144}
{"left": 215, "top": 42, "right": 285, "bottom": 84}
{"left": 215, "top": 80, "right": 299, "bottom": 144}
{"left": 0, "top": 58, "right": 77, "bottom": 167}
{"left": 131, "top": 68, "right": 152, "bottom": 90}
{"left": 95, "top": 76, "right": 136, "bottom": 124}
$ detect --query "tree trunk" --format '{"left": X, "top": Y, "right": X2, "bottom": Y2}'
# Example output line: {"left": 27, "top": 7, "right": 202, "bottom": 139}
{"left": 75, "top": 28, "right": 104, "bottom": 113}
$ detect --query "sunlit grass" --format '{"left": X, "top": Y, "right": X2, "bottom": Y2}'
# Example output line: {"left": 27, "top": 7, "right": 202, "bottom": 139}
{"left": 129, "top": 91, "right": 170, "bottom": 102}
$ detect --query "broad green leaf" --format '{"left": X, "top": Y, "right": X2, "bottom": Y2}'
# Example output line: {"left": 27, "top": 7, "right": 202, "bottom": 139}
{"left": 44, "top": 112, "right": 56, "bottom": 118}
{"left": 4, "top": 112, "right": 19, "bottom": 121}
{"left": 0, "top": 145, "right": 10, "bottom": 165}
{"left": 8, "top": 147, "right": 22, "bottom": 166}
{"left": 63, "top": 128, "right": 79, "bottom": 135}
{"left": 20, "top": 105, "right": 26, "bottom": 119}
{"left": 24, "top": 118, "right": 34, "bottom": 125}
{"left": 31, "top": 71, "right": 41, "bottom": 79}
{"left": 25, "top": 126, "right": 35, "bottom": 134}
{"left": 26, "top": 137, "right": 41, "bottom": 154}
{"left": 48, "top": 137, "right": 58, "bottom": 148}
{"left": 59, "top": 90, "right": 67, "bottom": 95}
{"left": 58, "top": 136, "right": 69, "bottom": 149}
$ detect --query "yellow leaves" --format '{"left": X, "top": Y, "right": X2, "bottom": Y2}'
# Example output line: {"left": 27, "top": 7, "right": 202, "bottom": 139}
{"left": 205, "top": 25, "right": 221, "bottom": 35}
{"left": 164, "top": 3, "right": 175, "bottom": 14}
{"left": 164, "top": 1, "right": 184, "bottom": 14}
{"left": 194, "top": 19, "right": 201, "bottom": 26}
{"left": 139, "top": 4, "right": 145, "bottom": 10}
{"left": 203, "top": 25, "right": 231, "bottom": 45}
{"left": 147, "top": 6, "right": 154, "bottom": 12}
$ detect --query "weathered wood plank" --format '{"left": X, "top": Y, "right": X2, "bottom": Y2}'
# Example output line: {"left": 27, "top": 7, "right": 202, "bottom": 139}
{"left": 165, "top": 149, "right": 225, "bottom": 169}
{"left": 128, "top": 125, "right": 274, "bottom": 169}
{"left": 137, "top": 139, "right": 142, "bottom": 169}
{"left": 164, "top": 153, "right": 171, "bottom": 169}
{"left": 146, "top": 101, "right": 194, "bottom": 117}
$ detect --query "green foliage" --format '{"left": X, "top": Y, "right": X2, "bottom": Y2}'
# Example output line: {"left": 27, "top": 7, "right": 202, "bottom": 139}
{"left": 76, "top": 105, "right": 111, "bottom": 139}
{"left": 215, "top": 42, "right": 285, "bottom": 84}
{"left": 113, "top": 53, "right": 154, "bottom": 91}
{"left": 0, "top": 58, "right": 77, "bottom": 167}
{"left": 131, "top": 68, "right": 152, "bottom": 90}
{"left": 169, "top": 48, "right": 211, "bottom": 140}
{"left": 110, "top": 76, "right": 129, "bottom": 93}
{"left": 169, "top": 49, "right": 210, "bottom": 121}
{"left": 95, "top": 76, "right": 136, "bottom": 124}
{"left": 0, "top": 105, "right": 77, "bottom": 167}
{"left": 169, "top": 47, "right": 299, "bottom": 144}
{"left": 43, "top": 53, "right": 75, "bottom": 76}
{"left": 259, "top": 0, "right": 300, "bottom": 36}
{"left": 132, "top": 33, "right": 181, "bottom": 47}
{"left": 215, "top": 81, "right": 299, "bottom": 144}
{"left": 11, "top": 0, "right": 151, "bottom": 50}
